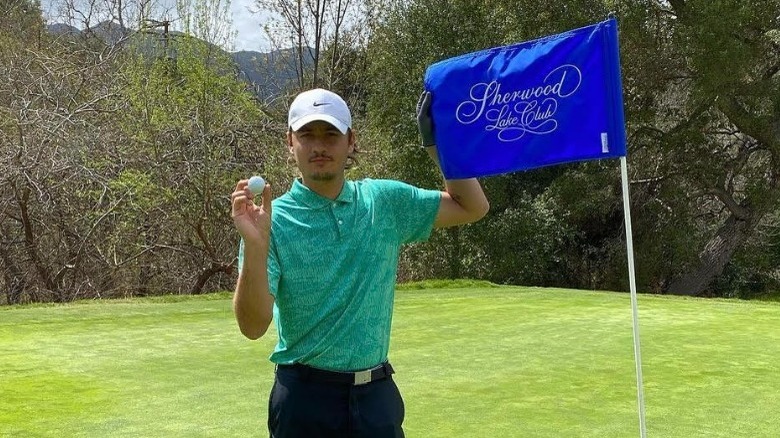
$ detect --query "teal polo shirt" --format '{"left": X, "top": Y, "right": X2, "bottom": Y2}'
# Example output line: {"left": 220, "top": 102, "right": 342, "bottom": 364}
{"left": 238, "top": 178, "right": 441, "bottom": 371}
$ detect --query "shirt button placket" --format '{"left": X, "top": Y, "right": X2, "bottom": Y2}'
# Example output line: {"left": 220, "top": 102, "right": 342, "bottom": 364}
{"left": 332, "top": 203, "right": 343, "bottom": 236}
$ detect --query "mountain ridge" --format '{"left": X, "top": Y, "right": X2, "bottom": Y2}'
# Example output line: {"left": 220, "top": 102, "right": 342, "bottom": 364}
{"left": 46, "top": 21, "right": 312, "bottom": 100}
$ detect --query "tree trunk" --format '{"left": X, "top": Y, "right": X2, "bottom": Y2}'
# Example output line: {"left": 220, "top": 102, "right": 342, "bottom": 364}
{"left": 0, "top": 231, "right": 26, "bottom": 304}
{"left": 666, "top": 211, "right": 761, "bottom": 296}
{"left": 190, "top": 262, "right": 233, "bottom": 295}
{"left": 15, "top": 185, "right": 56, "bottom": 297}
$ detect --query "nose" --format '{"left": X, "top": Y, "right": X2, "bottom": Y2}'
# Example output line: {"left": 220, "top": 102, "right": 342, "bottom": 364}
{"left": 310, "top": 136, "right": 327, "bottom": 153}
{"left": 307, "top": 132, "right": 333, "bottom": 151}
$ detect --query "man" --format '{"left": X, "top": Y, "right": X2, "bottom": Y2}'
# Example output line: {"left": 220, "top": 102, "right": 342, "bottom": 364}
{"left": 230, "top": 88, "right": 488, "bottom": 437}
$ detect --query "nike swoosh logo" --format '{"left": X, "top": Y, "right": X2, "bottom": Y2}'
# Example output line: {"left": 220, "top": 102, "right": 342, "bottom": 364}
{"left": 312, "top": 102, "right": 329, "bottom": 107}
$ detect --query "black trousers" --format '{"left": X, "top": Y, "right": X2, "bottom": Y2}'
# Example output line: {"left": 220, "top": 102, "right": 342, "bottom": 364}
{"left": 268, "top": 364, "right": 405, "bottom": 438}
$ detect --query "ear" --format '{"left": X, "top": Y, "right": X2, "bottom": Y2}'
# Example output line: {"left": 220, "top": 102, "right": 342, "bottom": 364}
{"left": 348, "top": 129, "right": 356, "bottom": 154}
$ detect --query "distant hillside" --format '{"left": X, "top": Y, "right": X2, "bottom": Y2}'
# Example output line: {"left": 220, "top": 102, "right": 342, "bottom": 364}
{"left": 46, "top": 21, "right": 311, "bottom": 100}
{"left": 47, "top": 23, "right": 79, "bottom": 35}
{"left": 48, "top": 21, "right": 129, "bottom": 45}
{"left": 233, "top": 48, "right": 314, "bottom": 100}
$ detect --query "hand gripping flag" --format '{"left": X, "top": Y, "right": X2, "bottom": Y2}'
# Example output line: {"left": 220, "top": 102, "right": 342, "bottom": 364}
{"left": 423, "top": 18, "right": 627, "bottom": 179}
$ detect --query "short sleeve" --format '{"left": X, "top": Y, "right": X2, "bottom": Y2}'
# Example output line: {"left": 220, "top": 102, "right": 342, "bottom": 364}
{"left": 374, "top": 180, "right": 441, "bottom": 244}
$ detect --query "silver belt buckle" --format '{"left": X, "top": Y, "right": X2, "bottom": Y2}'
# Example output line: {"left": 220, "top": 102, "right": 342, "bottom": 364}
{"left": 353, "top": 369, "right": 372, "bottom": 385}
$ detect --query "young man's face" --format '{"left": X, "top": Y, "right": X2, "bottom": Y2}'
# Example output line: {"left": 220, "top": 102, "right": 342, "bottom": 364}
{"left": 288, "top": 120, "right": 355, "bottom": 183}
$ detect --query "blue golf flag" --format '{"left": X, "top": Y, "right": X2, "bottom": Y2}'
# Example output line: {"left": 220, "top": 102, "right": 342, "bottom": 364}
{"left": 423, "top": 18, "right": 627, "bottom": 179}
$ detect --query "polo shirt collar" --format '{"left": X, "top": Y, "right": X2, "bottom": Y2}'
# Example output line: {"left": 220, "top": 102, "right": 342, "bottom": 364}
{"left": 289, "top": 179, "right": 355, "bottom": 208}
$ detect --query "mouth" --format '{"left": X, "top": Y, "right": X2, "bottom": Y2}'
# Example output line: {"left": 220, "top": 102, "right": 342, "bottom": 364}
{"left": 309, "top": 156, "right": 332, "bottom": 163}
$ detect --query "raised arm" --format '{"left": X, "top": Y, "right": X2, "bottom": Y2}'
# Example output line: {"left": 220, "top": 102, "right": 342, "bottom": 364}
{"left": 231, "top": 179, "right": 275, "bottom": 339}
{"left": 416, "top": 91, "right": 489, "bottom": 228}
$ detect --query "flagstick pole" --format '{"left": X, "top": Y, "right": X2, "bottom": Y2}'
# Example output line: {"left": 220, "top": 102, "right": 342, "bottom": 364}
{"left": 620, "top": 156, "right": 647, "bottom": 438}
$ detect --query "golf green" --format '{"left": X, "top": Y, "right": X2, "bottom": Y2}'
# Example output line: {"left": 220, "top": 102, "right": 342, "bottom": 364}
{"left": 1, "top": 285, "right": 778, "bottom": 437}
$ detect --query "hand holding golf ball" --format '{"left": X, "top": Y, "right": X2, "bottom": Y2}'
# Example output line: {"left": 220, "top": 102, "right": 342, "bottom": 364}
{"left": 231, "top": 176, "right": 271, "bottom": 244}
{"left": 247, "top": 176, "right": 266, "bottom": 195}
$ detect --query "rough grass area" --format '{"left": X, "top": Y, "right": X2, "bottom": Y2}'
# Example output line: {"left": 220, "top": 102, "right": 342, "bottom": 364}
{"left": 2, "top": 286, "right": 779, "bottom": 437}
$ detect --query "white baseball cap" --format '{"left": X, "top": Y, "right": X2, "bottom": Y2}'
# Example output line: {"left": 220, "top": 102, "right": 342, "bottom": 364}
{"left": 288, "top": 88, "right": 352, "bottom": 134}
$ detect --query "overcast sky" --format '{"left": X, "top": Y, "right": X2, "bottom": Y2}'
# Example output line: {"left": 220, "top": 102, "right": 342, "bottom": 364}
{"left": 41, "top": 0, "right": 272, "bottom": 52}
{"left": 229, "top": 0, "right": 271, "bottom": 52}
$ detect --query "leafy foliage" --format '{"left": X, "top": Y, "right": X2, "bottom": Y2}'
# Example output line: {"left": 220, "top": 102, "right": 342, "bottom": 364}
{"left": 0, "top": 5, "right": 285, "bottom": 303}
{"left": 365, "top": 0, "right": 780, "bottom": 297}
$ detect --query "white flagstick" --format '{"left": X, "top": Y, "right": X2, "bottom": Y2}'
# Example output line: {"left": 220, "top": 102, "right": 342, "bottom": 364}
{"left": 621, "top": 156, "right": 647, "bottom": 437}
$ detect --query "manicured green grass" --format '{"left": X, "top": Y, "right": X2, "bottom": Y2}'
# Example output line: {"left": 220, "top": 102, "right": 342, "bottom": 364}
{"left": 2, "top": 285, "right": 779, "bottom": 437}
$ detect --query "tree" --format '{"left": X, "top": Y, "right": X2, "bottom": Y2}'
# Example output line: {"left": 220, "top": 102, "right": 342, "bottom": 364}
{"left": 0, "top": 0, "right": 127, "bottom": 303}
{"left": 616, "top": 0, "right": 780, "bottom": 295}
{"left": 0, "top": 1, "right": 45, "bottom": 304}
{"left": 0, "top": 0, "right": 44, "bottom": 45}
{"left": 115, "top": 31, "right": 273, "bottom": 295}
{"left": 365, "top": 0, "right": 608, "bottom": 282}
{"left": 0, "top": 0, "right": 288, "bottom": 303}
{"left": 367, "top": 0, "right": 780, "bottom": 297}
{"left": 255, "top": 0, "right": 371, "bottom": 90}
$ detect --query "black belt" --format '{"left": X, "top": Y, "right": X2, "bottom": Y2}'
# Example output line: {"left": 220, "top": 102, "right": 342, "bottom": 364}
{"left": 277, "top": 361, "right": 395, "bottom": 386}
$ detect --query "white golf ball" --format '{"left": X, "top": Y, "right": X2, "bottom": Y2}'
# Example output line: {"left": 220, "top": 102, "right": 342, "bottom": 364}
{"left": 247, "top": 176, "right": 265, "bottom": 194}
